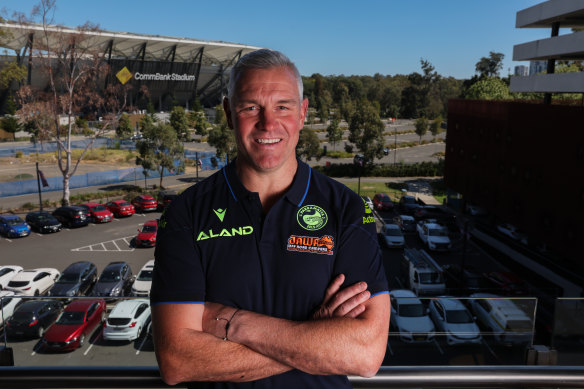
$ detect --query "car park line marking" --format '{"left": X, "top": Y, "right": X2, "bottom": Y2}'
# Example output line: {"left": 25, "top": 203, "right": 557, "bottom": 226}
{"left": 112, "top": 240, "right": 122, "bottom": 251}
{"left": 386, "top": 340, "right": 394, "bottom": 356}
{"left": 136, "top": 336, "right": 149, "bottom": 355}
{"left": 72, "top": 236, "right": 136, "bottom": 252}
{"left": 433, "top": 339, "right": 445, "bottom": 355}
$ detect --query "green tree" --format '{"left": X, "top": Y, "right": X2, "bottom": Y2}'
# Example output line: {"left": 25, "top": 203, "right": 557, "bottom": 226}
{"left": 475, "top": 52, "right": 505, "bottom": 78}
{"left": 430, "top": 115, "right": 442, "bottom": 137}
{"left": 208, "top": 123, "right": 236, "bottom": 163}
{"left": 465, "top": 77, "right": 510, "bottom": 100}
{"left": 136, "top": 122, "right": 185, "bottom": 188}
{"left": 326, "top": 118, "right": 343, "bottom": 151}
{"left": 188, "top": 111, "right": 210, "bottom": 136}
{"left": 415, "top": 117, "right": 428, "bottom": 144}
{"left": 116, "top": 113, "right": 133, "bottom": 139}
{"left": 214, "top": 104, "right": 226, "bottom": 125}
{"left": 169, "top": 106, "right": 190, "bottom": 141}
{"left": 348, "top": 100, "right": 385, "bottom": 164}
{"left": 296, "top": 128, "right": 321, "bottom": 161}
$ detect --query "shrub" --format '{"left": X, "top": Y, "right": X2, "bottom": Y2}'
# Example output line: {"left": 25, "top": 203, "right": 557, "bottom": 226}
{"left": 15, "top": 150, "right": 24, "bottom": 158}
{"left": 22, "top": 202, "right": 36, "bottom": 210}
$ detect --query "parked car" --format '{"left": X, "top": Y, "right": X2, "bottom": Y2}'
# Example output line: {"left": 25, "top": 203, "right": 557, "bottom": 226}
{"left": 379, "top": 223, "right": 405, "bottom": 248}
{"left": 468, "top": 293, "right": 534, "bottom": 346}
{"left": 25, "top": 211, "right": 62, "bottom": 234}
{"left": 92, "top": 262, "right": 134, "bottom": 298}
{"left": 131, "top": 260, "right": 155, "bottom": 297}
{"left": 0, "top": 265, "right": 23, "bottom": 290}
{"left": 496, "top": 223, "right": 528, "bottom": 244}
{"left": 157, "top": 190, "right": 178, "bottom": 211}
{"left": 399, "top": 195, "right": 421, "bottom": 215}
{"left": 104, "top": 200, "right": 135, "bottom": 218}
{"left": 103, "top": 299, "right": 151, "bottom": 341}
{"left": 393, "top": 214, "right": 416, "bottom": 233}
{"left": 483, "top": 271, "right": 530, "bottom": 296}
{"left": 41, "top": 299, "right": 106, "bottom": 351}
{"left": 416, "top": 220, "right": 452, "bottom": 251}
{"left": 52, "top": 206, "right": 89, "bottom": 228}
{"left": 79, "top": 202, "right": 113, "bottom": 223}
{"left": 131, "top": 195, "right": 158, "bottom": 213}
{"left": 0, "top": 214, "right": 31, "bottom": 238}
{"left": 48, "top": 261, "right": 98, "bottom": 298}
{"left": 466, "top": 203, "right": 487, "bottom": 216}
{"left": 389, "top": 289, "right": 435, "bottom": 343}
{"left": 135, "top": 220, "right": 158, "bottom": 248}
{"left": 360, "top": 195, "right": 374, "bottom": 211}
{"left": 373, "top": 193, "right": 394, "bottom": 212}
{"left": 5, "top": 299, "right": 64, "bottom": 338}
{"left": 442, "top": 264, "right": 494, "bottom": 295}
{"left": 5, "top": 268, "right": 60, "bottom": 296}
{"left": 428, "top": 297, "right": 482, "bottom": 345}
{"left": 0, "top": 291, "right": 23, "bottom": 328}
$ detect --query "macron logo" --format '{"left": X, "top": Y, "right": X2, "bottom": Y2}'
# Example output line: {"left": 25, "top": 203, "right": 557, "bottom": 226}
{"left": 213, "top": 208, "right": 227, "bottom": 222}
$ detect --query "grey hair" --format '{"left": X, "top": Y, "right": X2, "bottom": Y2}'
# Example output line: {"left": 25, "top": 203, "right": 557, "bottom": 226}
{"left": 227, "top": 49, "right": 303, "bottom": 102}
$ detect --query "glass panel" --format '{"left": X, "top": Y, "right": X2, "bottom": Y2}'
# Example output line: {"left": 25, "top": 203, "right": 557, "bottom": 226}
{"left": 552, "top": 298, "right": 584, "bottom": 366}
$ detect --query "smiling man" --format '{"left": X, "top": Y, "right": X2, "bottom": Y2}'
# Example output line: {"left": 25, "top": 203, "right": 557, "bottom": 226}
{"left": 151, "top": 49, "right": 390, "bottom": 389}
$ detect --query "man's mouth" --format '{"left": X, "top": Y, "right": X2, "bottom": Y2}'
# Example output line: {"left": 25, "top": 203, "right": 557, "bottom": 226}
{"left": 256, "top": 138, "right": 281, "bottom": 144}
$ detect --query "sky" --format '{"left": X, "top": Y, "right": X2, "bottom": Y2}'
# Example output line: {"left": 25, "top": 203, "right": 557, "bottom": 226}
{"left": 0, "top": 0, "right": 558, "bottom": 79}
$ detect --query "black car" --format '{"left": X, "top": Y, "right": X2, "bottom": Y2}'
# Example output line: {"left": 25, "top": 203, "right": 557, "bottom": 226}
{"left": 52, "top": 206, "right": 89, "bottom": 228}
{"left": 398, "top": 195, "right": 421, "bottom": 215}
{"left": 48, "top": 261, "right": 98, "bottom": 298}
{"left": 157, "top": 190, "right": 178, "bottom": 211}
{"left": 92, "top": 261, "right": 134, "bottom": 298}
{"left": 25, "top": 211, "right": 62, "bottom": 234}
{"left": 6, "top": 299, "right": 64, "bottom": 338}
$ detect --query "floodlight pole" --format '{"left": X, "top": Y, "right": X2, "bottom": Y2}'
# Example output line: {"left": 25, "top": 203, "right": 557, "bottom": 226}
{"left": 36, "top": 162, "right": 43, "bottom": 211}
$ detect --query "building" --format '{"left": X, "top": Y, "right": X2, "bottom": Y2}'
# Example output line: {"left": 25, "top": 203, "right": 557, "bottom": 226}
{"left": 0, "top": 22, "right": 262, "bottom": 111}
{"left": 445, "top": 0, "right": 584, "bottom": 295}
{"left": 529, "top": 60, "right": 548, "bottom": 75}
{"left": 514, "top": 65, "right": 529, "bottom": 76}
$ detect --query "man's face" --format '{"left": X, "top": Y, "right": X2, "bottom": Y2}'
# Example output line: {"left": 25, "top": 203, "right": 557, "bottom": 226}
{"left": 224, "top": 66, "right": 308, "bottom": 173}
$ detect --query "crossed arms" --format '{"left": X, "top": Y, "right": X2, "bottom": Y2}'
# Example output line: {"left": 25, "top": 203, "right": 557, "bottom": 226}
{"left": 152, "top": 274, "right": 390, "bottom": 385}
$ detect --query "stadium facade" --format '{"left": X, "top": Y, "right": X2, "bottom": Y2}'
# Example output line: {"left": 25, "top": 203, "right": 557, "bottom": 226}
{"left": 0, "top": 22, "right": 262, "bottom": 112}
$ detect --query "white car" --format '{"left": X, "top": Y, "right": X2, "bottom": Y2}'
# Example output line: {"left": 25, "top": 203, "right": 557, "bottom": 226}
{"left": 131, "top": 260, "right": 155, "bottom": 297}
{"left": 0, "top": 290, "right": 23, "bottom": 328}
{"left": 417, "top": 220, "right": 452, "bottom": 251}
{"left": 5, "top": 268, "right": 60, "bottom": 296}
{"left": 103, "top": 299, "right": 151, "bottom": 341}
{"left": 496, "top": 223, "right": 528, "bottom": 244}
{"left": 389, "top": 290, "right": 435, "bottom": 342}
{"left": 380, "top": 224, "right": 405, "bottom": 248}
{"left": 0, "top": 265, "right": 23, "bottom": 290}
{"left": 428, "top": 296, "right": 482, "bottom": 345}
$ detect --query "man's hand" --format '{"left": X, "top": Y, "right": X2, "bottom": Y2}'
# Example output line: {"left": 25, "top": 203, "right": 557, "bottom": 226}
{"left": 312, "top": 274, "right": 370, "bottom": 320}
{"left": 202, "top": 302, "right": 239, "bottom": 340}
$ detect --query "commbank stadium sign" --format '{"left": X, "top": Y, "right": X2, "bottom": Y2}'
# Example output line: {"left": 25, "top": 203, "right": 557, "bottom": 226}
{"left": 116, "top": 66, "right": 196, "bottom": 85}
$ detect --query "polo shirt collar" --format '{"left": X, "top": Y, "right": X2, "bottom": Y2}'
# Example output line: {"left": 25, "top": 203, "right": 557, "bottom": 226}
{"left": 222, "top": 158, "right": 311, "bottom": 208}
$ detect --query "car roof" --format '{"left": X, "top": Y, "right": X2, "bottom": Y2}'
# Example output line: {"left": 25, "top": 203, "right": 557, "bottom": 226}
{"left": 65, "top": 299, "right": 101, "bottom": 311}
{"left": 433, "top": 297, "right": 466, "bottom": 310}
{"left": 17, "top": 299, "right": 58, "bottom": 311}
{"left": 398, "top": 215, "right": 415, "bottom": 220}
{"left": 26, "top": 211, "right": 53, "bottom": 217}
{"left": 0, "top": 214, "right": 21, "bottom": 221}
{"left": 104, "top": 261, "right": 127, "bottom": 271}
{"left": 390, "top": 289, "right": 418, "bottom": 298}
{"left": 109, "top": 299, "right": 149, "bottom": 317}
{"left": 111, "top": 199, "right": 129, "bottom": 204}
{"left": 63, "top": 261, "right": 94, "bottom": 273}
{"left": 82, "top": 202, "right": 102, "bottom": 207}
{"left": 144, "top": 219, "right": 158, "bottom": 226}
{"left": 12, "top": 268, "right": 57, "bottom": 281}
{"left": 137, "top": 194, "right": 155, "bottom": 199}
{"left": 140, "top": 260, "right": 155, "bottom": 270}
{"left": 383, "top": 223, "right": 401, "bottom": 230}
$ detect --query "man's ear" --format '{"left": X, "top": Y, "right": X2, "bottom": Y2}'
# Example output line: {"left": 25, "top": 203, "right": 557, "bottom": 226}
{"left": 299, "top": 98, "right": 309, "bottom": 125}
{"left": 223, "top": 97, "right": 234, "bottom": 129}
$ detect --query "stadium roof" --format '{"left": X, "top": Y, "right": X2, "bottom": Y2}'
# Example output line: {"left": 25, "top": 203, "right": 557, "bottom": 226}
{"left": 0, "top": 21, "right": 262, "bottom": 65}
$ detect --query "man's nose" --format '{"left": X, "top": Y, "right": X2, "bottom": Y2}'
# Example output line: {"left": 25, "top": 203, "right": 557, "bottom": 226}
{"left": 259, "top": 108, "right": 278, "bottom": 130}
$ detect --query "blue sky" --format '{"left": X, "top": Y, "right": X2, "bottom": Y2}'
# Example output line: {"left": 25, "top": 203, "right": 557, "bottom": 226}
{"left": 1, "top": 0, "right": 555, "bottom": 79}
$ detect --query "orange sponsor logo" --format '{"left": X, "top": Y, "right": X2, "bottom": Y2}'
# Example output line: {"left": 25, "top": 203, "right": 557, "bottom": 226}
{"left": 287, "top": 235, "right": 334, "bottom": 255}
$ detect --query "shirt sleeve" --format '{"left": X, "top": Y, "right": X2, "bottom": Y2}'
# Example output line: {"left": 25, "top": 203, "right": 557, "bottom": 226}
{"left": 333, "top": 194, "right": 388, "bottom": 296}
{"left": 150, "top": 193, "right": 206, "bottom": 305}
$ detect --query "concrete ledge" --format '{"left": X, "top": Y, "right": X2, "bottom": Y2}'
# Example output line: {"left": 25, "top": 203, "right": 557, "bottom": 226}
{"left": 509, "top": 72, "right": 584, "bottom": 93}
{"left": 516, "top": 0, "right": 584, "bottom": 29}
{"left": 513, "top": 30, "right": 584, "bottom": 61}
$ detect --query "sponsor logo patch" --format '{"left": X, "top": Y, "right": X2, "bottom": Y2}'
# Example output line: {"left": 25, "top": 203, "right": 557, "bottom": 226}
{"left": 287, "top": 235, "right": 334, "bottom": 255}
{"left": 297, "top": 205, "right": 328, "bottom": 231}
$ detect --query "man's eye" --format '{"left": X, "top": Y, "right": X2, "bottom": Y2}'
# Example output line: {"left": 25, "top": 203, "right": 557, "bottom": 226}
{"left": 277, "top": 106, "right": 289, "bottom": 110}
{"left": 245, "top": 106, "right": 257, "bottom": 111}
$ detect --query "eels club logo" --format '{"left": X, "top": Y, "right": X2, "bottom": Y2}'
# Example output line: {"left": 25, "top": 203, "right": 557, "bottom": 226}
{"left": 296, "top": 205, "right": 328, "bottom": 231}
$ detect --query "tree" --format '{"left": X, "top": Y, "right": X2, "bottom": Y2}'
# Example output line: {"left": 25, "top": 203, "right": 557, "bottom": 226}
{"left": 326, "top": 118, "right": 343, "bottom": 151}
{"left": 475, "top": 52, "right": 505, "bottom": 78}
{"left": 169, "top": 106, "right": 190, "bottom": 141}
{"left": 136, "top": 122, "right": 185, "bottom": 188}
{"left": 465, "top": 77, "right": 510, "bottom": 100}
{"left": 430, "top": 116, "right": 442, "bottom": 137}
{"left": 414, "top": 117, "right": 428, "bottom": 144}
{"left": 348, "top": 100, "right": 385, "bottom": 164}
{"left": 116, "top": 113, "right": 133, "bottom": 139}
{"left": 296, "top": 128, "right": 321, "bottom": 161}
{"left": 208, "top": 123, "right": 236, "bottom": 163}
{"left": 0, "top": 18, "right": 27, "bottom": 91}
{"left": 188, "top": 110, "right": 210, "bottom": 136}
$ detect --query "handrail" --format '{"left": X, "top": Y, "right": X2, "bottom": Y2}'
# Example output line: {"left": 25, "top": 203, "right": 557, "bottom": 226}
{"left": 0, "top": 366, "right": 583, "bottom": 388}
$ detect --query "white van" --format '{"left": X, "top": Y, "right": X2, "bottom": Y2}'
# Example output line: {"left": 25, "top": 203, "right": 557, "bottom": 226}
{"left": 400, "top": 248, "right": 446, "bottom": 296}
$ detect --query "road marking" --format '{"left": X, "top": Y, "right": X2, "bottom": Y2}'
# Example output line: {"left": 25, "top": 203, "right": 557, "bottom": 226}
{"left": 72, "top": 236, "right": 135, "bottom": 252}
{"left": 433, "top": 339, "right": 444, "bottom": 355}
{"left": 136, "top": 336, "right": 149, "bottom": 355}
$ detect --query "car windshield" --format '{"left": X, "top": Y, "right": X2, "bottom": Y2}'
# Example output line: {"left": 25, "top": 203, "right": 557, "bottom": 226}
{"left": 137, "top": 270, "right": 153, "bottom": 281}
{"left": 34, "top": 214, "right": 52, "bottom": 221}
{"left": 99, "top": 270, "right": 121, "bottom": 282}
{"left": 419, "top": 272, "right": 444, "bottom": 284}
{"left": 429, "top": 228, "right": 448, "bottom": 236}
{"left": 141, "top": 225, "right": 157, "bottom": 233}
{"left": 117, "top": 201, "right": 131, "bottom": 207}
{"left": 446, "top": 309, "right": 473, "bottom": 323}
{"left": 382, "top": 197, "right": 392, "bottom": 204}
{"left": 385, "top": 229, "right": 402, "bottom": 237}
{"left": 57, "top": 273, "right": 80, "bottom": 283}
{"left": 90, "top": 205, "right": 107, "bottom": 212}
{"left": 5, "top": 218, "right": 24, "bottom": 226}
{"left": 56, "top": 311, "right": 85, "bottom": 325}
{"left": 402, "top": 197, "right": 416, "bottom": 204}
{"left": 398, "top": 303, "right": 426, "bottom": 317}
{"left": 0, "top": 268, "right": 13, "bottom": 276}
{"left": 12, "top": 311, "right": 33, "bottom": 321}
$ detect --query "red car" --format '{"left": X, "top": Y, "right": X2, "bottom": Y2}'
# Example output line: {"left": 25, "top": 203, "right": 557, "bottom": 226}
{"left": 373, "top": 193, "right": 394, "bottom": 211}
{"left": 135, "top": 219, "right": 158, "bottom": 248}
{"left": 105, "top": 200, "right": 135, "bottom": 218}
{"left": 40, "top": 299, "right": 106, "bottom": 351}
{"left": 80, "top": 203, "right": 113, "bottom": 223}
{"left": 131, "top": 195, "right": 158, "bottom": 213}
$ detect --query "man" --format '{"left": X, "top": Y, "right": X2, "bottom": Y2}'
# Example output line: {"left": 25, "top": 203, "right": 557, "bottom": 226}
{"left": 151, "top": 49, "right": 390, "bottom": 388}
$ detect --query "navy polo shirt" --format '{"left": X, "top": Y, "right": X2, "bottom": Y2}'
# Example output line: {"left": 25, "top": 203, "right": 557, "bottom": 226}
{"left": 151, "top": 159, "right": 388, "bottom": 389}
